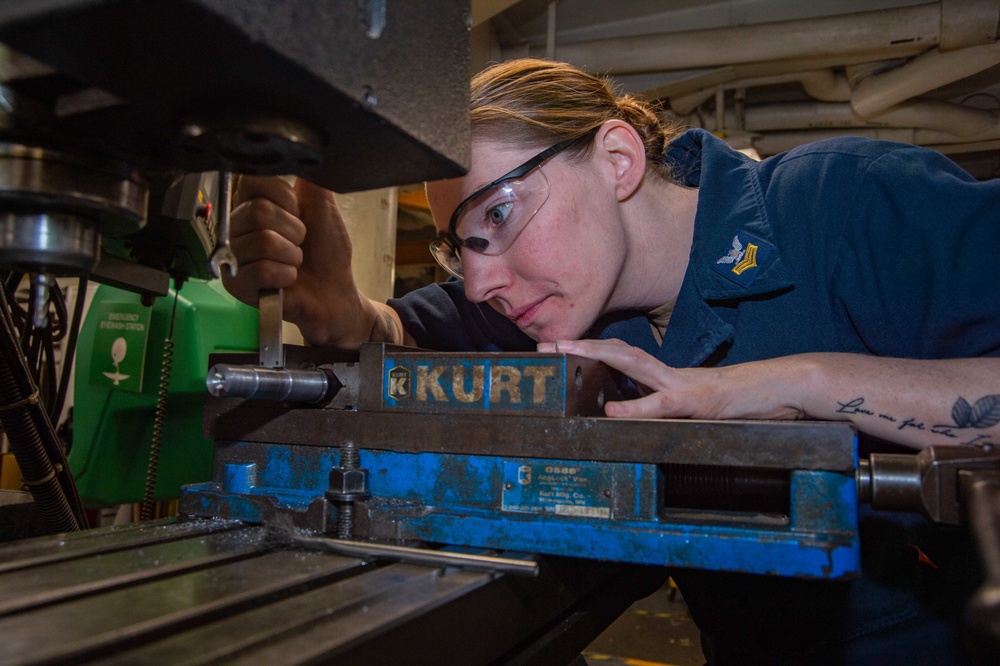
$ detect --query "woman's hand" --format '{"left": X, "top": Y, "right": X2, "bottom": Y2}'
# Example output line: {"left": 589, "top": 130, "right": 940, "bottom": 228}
{"left": 537, "top": 338, "right": 804, "bottom": 421}
{"left": 223, "top": 176, "right": 376, "bottom": 347}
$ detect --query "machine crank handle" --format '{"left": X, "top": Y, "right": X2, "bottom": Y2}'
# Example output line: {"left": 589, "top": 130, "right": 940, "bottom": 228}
{"left": 856, "top": 445, "right": 1000, "bottom": 525}
{"left": 858, "top": 447, "right": 1000, "bottom": 661}
{"left": 961, "top": 472, "right": 1000, "bottom": 663}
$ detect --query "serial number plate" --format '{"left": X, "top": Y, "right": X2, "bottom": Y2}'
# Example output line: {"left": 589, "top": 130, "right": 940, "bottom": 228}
{"left": 501, "top": 460, "right": 611, "bottom": 519}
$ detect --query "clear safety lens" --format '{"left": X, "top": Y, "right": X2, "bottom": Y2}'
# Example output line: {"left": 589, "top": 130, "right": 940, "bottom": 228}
{"left": 453, "top": 169, "right": 550, "bottom": 256}
{"left": 429, "top": 234, "right": 465, "bottom": 279}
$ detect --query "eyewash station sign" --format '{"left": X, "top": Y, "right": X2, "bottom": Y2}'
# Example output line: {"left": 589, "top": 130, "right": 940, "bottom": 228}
{"left": 88, "top": 303, "right": 151, "bottom": 393}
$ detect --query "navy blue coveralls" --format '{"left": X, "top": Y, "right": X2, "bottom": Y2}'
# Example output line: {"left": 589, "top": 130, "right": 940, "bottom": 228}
{"left": 389, "top": 129, "right": 1000, "bottom": 664}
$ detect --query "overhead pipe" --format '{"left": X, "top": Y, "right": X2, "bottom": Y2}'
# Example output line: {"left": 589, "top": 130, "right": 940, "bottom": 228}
{"left": 851, "top": 41, "right": 1000, "bottom": 117}
{"left": 669, "top": 69, "right": 852, "bottom": 116}
{"left": 645, "top": 52, "right": 908, "bottom": 105}
{"left": 867, "top": 100, "right": 999, "bottom": 136}
{"left": 508, "top": 4, "right": 942, "bottom": 74}
{"left": 715, "top": 100, "right": 1000, "bottom": 137}
{"left": 750, "top": 125, "right": 1000, "bottom": 157}
{"left": 800, "top": 70, "right": 854, "bottom": 103}
{"left": 940, "top": 0, "right": 1000, "bottom": 50}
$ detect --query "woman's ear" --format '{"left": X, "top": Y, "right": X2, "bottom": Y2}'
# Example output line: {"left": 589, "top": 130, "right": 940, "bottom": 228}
{"left": 595, "top": 120, "right": 647, "bottom": 201}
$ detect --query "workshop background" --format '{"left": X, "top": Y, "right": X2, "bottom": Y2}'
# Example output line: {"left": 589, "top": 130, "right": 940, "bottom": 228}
{"left": 0, "top": 1, "right": 996, "bottom": 665}
{"left": 395, "top": 0, "right": 1000, "bottom": 302}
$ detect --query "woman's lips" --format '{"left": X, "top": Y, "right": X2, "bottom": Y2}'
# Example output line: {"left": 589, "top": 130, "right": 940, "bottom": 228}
{"left": 510, "top": 297, "right": 548, "bottom": 328}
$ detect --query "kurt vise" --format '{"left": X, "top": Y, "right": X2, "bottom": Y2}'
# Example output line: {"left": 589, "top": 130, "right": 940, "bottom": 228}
{"left": 188, "top": 344, "right": 861, "bottom": 580}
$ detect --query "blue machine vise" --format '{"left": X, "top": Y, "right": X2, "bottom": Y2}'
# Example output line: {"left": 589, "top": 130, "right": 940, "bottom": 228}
{"left": 185, "top": 344, "right": 860, "bottom": 580}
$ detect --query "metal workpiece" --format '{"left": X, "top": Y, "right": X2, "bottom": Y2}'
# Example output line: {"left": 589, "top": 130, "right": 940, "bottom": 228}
{"left": 857, "top": 446, "right": 1000, "bottom": 524}
{"left": 0, "top": 517, "right": 663, "bottom": 665}
{"left": 205, "top": 363, "right": 339, "bottom": 405}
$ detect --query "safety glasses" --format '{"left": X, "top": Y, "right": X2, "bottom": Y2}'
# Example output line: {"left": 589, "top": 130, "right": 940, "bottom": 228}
{"left": 429, "top": 133, "right": 593, "bottom": 279}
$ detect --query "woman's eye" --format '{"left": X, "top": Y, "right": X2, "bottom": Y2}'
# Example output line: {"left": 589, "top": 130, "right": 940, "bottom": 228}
{"left": 487, "top": 201, "right": 513, "bottom": 226}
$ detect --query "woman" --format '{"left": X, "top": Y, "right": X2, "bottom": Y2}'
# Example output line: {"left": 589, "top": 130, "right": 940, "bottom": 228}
{"left": 225, "top": 58, "right": 999, "bottom": 664}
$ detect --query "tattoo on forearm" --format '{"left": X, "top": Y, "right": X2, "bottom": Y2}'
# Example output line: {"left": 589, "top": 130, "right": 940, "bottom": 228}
{"left": 835, "top": 394, "right": 1000, "bottom": 447}
{"left": 368, "top": 310, "right": 402, "bottom": 344}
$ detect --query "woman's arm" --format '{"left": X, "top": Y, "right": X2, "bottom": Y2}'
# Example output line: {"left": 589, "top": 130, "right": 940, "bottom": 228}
{"left": 539, "top": 338, "right": 1000, "bottom": 450}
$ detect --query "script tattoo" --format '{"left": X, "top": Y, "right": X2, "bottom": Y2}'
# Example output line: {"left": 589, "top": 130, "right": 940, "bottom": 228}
{"left": 368, "top": 310, "right": 402, "bottom": 344}
{"left": 835, "top": 394, "right": 1000, "bottom": 447}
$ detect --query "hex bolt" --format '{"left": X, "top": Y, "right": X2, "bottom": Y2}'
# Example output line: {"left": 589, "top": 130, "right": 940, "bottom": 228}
{"left": 341, "top": 442, "right": 360, "bottom": 469}
{"left": 326, "top": 442, "right": 370, "bottom": 539}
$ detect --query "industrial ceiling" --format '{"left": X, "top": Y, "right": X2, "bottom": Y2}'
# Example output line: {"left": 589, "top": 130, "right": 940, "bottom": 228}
{"left": 470, "top": 0, "right": 1000, "bottom": 179}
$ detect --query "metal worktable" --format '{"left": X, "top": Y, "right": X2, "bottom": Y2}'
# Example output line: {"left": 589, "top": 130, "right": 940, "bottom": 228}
{"left": 0, "top": 517, "right": 665, "bottom": 665}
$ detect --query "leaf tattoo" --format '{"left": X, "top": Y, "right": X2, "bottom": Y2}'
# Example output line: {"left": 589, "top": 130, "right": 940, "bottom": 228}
{"left": 950, "top": 395, "right": 1000, "bottom": 429}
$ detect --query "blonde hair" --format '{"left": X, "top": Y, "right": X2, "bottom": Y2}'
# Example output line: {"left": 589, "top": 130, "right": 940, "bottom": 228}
{"left": 470, "top": 58, "right": 683, "bottom": 182}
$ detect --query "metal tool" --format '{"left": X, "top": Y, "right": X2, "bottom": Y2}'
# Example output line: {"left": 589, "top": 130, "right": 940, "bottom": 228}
{"left": 258, "top": 287, "right": 284, "bottom": 368}
{"left": 207, "top": 170, "right": 237, "bottom": 279}
{"left": 203, "top": 287, "right": 343, "bottom": 404}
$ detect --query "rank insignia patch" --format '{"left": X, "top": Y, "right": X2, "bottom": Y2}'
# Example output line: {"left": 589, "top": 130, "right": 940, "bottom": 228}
{"left": 711, "top": 233, "right": 775, "bottom": 287}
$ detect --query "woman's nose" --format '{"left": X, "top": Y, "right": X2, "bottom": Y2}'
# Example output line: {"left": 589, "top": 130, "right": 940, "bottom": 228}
{"left": 461, "top": 252, "right": 509, "bottom": 304}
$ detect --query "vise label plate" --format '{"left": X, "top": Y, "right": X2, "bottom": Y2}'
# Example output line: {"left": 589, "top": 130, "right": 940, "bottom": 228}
{"left": 382, "top": 355, "right": 569, "bottom": 414}
{"left": 501, "top": 460, "right": 612, "bottom": 519}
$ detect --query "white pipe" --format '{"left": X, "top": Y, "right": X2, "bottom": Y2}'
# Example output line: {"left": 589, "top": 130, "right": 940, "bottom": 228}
{"left": 914, "top": 124, "right": 1000, "bottom": 144}
{"left": 799, "top": 70, "right": 852, "bottom": 103}
{"left": 940, "top": 0, "right": 1000, "bottom": 50}
{"left": 870, "top": 100, "right": 1000, "bottom": 136}
{"left": 751, "top": 129, "right": 915, "bottom": 155}
{"left": 670, "top": 88, "right": 716, "bottom": 116}
{"left": 751, "top": 125, "right": 1000, "bottom": 156}
{"left": 700, "top": 100, "right": 999, "bottom": 136}
{"left": 509, "top": 4, "right": 942, "bottom": 74}
{"left": 851, "top": 41, "right": 1000, "bottom": 117}
{"left": 669, "top": 69, "right": 851, "bottom": 115}
{"left": 724, "top": 100, "right": 999, "bottom": 136}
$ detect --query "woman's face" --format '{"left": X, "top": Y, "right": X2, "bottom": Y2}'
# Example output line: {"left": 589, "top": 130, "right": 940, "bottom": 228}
{"left": 426, "top": 138, "right": 629, "bottom": 343}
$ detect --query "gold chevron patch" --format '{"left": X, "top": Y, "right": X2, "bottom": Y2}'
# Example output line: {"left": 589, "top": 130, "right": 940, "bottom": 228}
{"left": 732, "top": 242, "right": 758, "bottom": 275}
